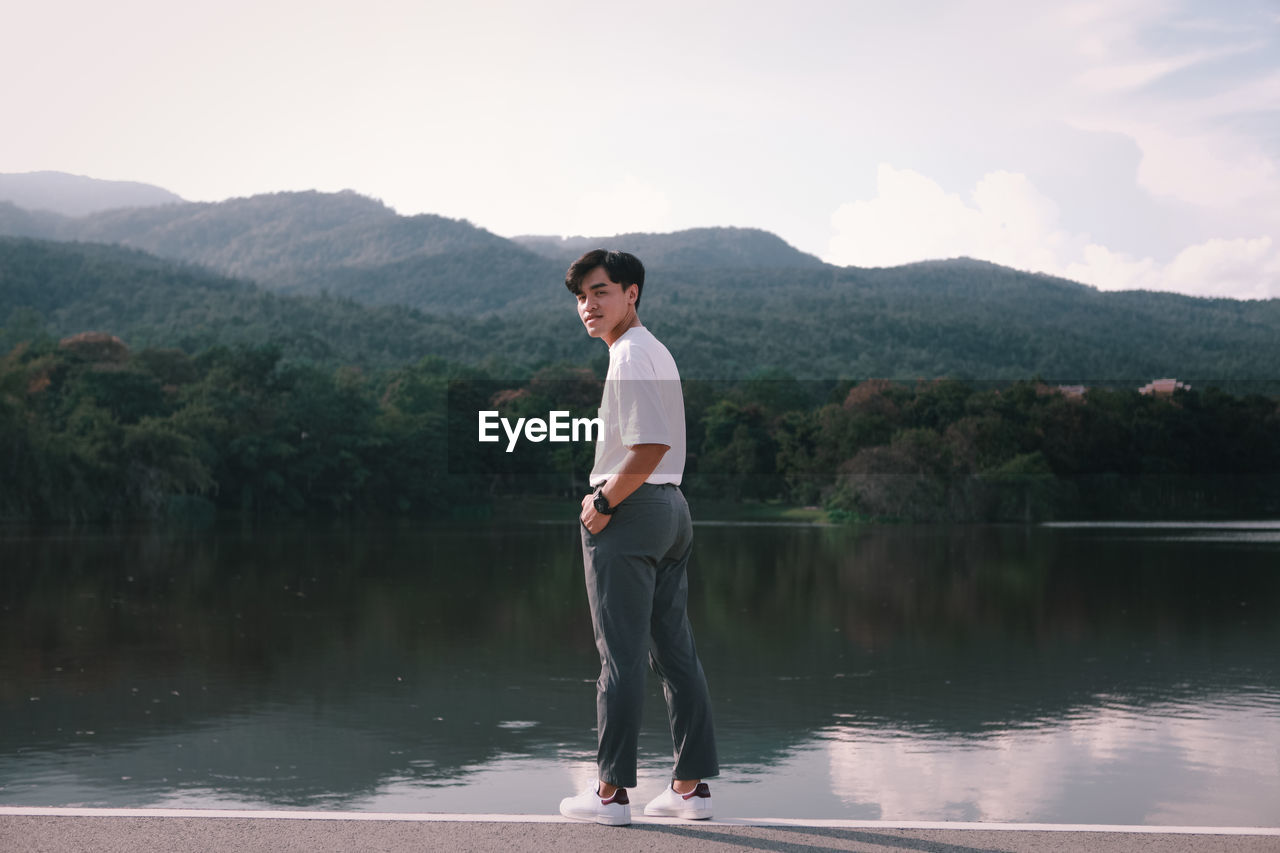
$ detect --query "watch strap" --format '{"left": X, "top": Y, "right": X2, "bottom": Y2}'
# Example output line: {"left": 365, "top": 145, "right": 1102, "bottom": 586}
{"left": 593, "top": 488, "right": 617, "bottom": 515}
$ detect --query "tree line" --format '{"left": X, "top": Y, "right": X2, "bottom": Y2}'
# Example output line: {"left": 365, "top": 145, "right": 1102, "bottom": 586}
{"left": 3, "top": 333, "right": 1277, "bottom": 523}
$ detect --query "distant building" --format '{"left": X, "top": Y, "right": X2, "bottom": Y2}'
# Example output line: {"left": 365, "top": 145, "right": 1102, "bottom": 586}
{"left": 1139, "top": 378, "right": 1190, "bottom": 395}
{"left": 1056, "top": 385, "right": 1087, "bottom": 398}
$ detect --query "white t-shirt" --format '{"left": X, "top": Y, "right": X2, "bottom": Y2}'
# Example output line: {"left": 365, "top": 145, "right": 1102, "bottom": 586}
{"left": 589, "top": 325, "right": 685, "bottom": 487}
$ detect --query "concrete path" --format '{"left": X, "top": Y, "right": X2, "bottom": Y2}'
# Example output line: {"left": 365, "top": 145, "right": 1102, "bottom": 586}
{"left": 2, "top": 808, "right": 1278, "bottom": 853}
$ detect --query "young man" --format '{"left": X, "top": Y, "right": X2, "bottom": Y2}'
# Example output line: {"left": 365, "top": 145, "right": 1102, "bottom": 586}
{"left": 558, "top": 249, "right": 719, "bottom": 826}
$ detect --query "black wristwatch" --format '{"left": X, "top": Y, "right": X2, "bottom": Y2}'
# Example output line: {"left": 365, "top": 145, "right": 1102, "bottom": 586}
{"left": 593, "top": 488, "right": 617, "bottom": 515}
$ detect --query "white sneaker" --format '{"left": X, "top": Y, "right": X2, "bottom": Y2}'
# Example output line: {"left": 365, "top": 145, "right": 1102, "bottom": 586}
{"left": 559, "top": 785, "right": 631, "bottom": 826}
{"left": 643, "top": 782, "right": 713, "bottom": 820}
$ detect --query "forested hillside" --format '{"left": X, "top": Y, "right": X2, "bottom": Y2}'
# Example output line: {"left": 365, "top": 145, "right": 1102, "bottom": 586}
{"left": 0, "top": 237, "right": 538, "bottom": 368}
{"left": 3, "top": 236, "right": 1279, "bottom": 382}
{"left": 2, "top": 191, "right": 562, "bottom": 312}
{"left": 2, "top": 188, "right": 1277, "bottom": 381}
{"left": 2, "top": 223, "right": 1278, "bottom": 523}
{"left": 0, "top": 201, "right": 64, "bottom": 239}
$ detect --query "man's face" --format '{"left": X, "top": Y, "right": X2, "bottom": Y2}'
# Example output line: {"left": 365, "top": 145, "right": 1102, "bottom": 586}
{"left": 575, "top": 265, "right": 637, "bottom": 340}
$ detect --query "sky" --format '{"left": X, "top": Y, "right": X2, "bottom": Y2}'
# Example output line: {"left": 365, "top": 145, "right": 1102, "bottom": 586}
{"left": 3, "top": 0, "right": 1278, "bottom": 298}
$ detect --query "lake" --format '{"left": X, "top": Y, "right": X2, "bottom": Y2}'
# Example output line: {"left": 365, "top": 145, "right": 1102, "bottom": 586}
{"left": 1, "top": 515, "right": 1278, "bottom": 826}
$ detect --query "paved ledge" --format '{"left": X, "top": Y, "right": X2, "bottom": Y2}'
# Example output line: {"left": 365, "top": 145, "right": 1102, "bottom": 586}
{"left": 1, "top": 808, "right": 1277, "bottom": 853}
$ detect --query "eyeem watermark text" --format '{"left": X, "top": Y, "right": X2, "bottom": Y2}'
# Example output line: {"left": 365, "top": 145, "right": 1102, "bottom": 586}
{"left": 478, "top": 410, "right": 603, "bottom": 452}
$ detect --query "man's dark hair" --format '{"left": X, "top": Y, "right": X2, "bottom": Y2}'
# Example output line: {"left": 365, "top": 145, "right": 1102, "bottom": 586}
{"left": 565, "top": 249, "right": 646, "bottom": 309}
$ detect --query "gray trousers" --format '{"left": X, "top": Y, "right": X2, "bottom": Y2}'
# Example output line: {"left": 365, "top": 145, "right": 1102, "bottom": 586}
{"left": 580, "top": 482, "right": 719, "bottom": 789}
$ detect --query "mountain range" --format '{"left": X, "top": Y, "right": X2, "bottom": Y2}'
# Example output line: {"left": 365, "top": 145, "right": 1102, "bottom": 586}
{"left": 1, "top": 172, "right": 1277, "bottom": 382}
{"left": 0, "top": 171, "right": 184, "bottom": 217}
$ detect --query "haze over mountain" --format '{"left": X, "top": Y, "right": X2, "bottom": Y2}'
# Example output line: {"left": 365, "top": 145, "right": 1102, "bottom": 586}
{"left": 1, "top": 179, "right": 1277, "bottom": 381}
{"left": 0, "top": 189, "right": 566, "bottom": 315}
{"left": 0, "top": 171, "right": 184, "bottom": 217}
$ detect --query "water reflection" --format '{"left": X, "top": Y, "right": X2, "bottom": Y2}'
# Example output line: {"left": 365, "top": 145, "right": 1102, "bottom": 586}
{"left": 0, "top": 517, "right": 1277, "bottom": 824}
{"left": 824, "top": 701, "right": 1280, "bottom": 825}
{"left": 1044, "top": 520, "right": 1280, "bottom": 545}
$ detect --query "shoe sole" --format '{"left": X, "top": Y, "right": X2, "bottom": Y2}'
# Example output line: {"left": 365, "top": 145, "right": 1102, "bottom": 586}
{"left": 594, "top": 813, "right": 632, "bottom": 826}
{"left": 560, "top": 807, "right": 631, "bottom": 826}
{"left": 643, "top": 807, "right": 713, "bottom": 820}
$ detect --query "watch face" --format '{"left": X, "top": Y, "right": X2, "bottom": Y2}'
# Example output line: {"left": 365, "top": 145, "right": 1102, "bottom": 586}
{"left": 594, "top": 493, "right": 610, "bottom": 514}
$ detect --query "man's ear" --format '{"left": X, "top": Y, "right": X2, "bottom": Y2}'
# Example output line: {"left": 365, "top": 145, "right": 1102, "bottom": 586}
{"left": 625, "top": 283, "right": 639, "bottom": 304}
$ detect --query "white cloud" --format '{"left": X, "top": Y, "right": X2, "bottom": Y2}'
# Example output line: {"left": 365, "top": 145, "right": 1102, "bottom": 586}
{"left": 828, "top": 163, "right": 1280, "bottom": 299}
{"left": 1054, "top": 5, "right": 1280, "bottom": 214}
{"left": 1087, "top": 120, "right": 1280, "bottom": 209}
{"left": 827, "top": 164, "right": 1080, "bottom": 272}
{"left": 828, "top": 166, "right": 973, "bottom": 268}
{"left": 1063, "top": 238, "right": 1280, "bottom": 300}
{"left": 825, "top": 700, "right": 1280, "bottom": 823}
{"left": 1074, "top": 53, "right": 1208, "bottom": 93}
{"left": 1062, "top": 244, "right": 1162, "bottom": 291}
{"left": 1165, "top": 236, "right": 1279, "bottom": 298}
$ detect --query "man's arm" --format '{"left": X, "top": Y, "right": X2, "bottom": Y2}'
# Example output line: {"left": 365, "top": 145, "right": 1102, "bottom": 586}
{"left": 579, "top": 443, "right": 669, "bottom": 533}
